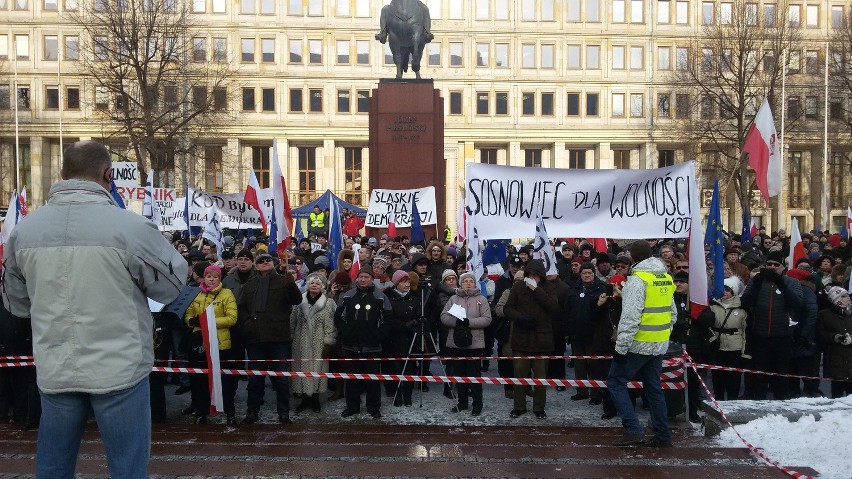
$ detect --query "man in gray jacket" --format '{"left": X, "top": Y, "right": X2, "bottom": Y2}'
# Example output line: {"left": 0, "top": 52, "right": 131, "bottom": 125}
{"left": 2, "top": 141, "right": 187, "bottom": 479}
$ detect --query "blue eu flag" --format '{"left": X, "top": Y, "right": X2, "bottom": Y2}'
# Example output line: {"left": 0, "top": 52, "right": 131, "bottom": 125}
{"left": 410, "top": 197, "right": 425, "bottom": 245}
{"left": 482, "top": 239, "right": 510, "bottom": 265}
{"left": 704, "top": 180, "right": 725, "bottom": 300}
{"left": 109, "top": 180, "right": 126, "bottom": 209}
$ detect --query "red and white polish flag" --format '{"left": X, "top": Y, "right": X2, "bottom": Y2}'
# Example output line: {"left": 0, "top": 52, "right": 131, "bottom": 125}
{"left": 743, "top": 99, "right": 781, "bottom": 203}
{"left": 787, "top": 218, "right": 806, "bottom": 271}
{"left": 350, "top": 244, "right": 362, "bottom": 281}
{"left": 200, "top": 303, "right": 224, "bottom": 415}
{"left": 387, "top": 209, "right": 397, "bottom": 238}
{"left": 244, "top": 168, "right": 268, "bottom": 233}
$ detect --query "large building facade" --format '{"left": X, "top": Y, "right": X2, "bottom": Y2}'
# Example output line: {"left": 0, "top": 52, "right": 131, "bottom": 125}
{"left": 1, "top": 0, "right": 851, "bottom": 234}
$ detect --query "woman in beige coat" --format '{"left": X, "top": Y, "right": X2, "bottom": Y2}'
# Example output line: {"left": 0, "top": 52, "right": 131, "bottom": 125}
{"left": 290, "top": 273, "right": 338, "bottom": 412}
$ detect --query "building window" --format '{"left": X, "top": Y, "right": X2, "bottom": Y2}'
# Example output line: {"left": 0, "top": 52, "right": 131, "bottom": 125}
{"left": 524, "top": 149, "right": 542, "bottom": 167}
{"left": 542, "top": 0, "right": 555, "bottom": 20}
{"left": 241, "top": 38, "right": 254, "bottom": 62}
{"left": 45, "top": 87, "right": 59, "bottom": 109}
{"left": 356, "top": 40, "right": 369, "bottom": 64}
{"left": 614, "top": 150, "right": 630, "bottom": 169}
{"left": 163, "top": 85, "right": 178, "bottom": 109}
{"left": 64, "top": 35, "right": 78, "bottom": 60}
{"left": 337, "top": 89, "right": 350, "bottom": 113}
{"left": 449, "top": 42, "right": 463, "bottom": 66}
{"left": 586, "top": 93, "right": 599, "bottom": 116}
{"left": 480, "top": 148, "right": 498, "bottom": 164}
{"left": 337, "top": 40, "right": 350, "bottom": 64}
{"left": 260, "top": 0, "right": 273, "bottom": 13}
{"left": 43, "top": 35, "right": 58, "bottom": 60}
{"left": 64, "top": 0, "right": 78, "bottom": 10}
{"left": 192, "top": 86, "right": 208, "bottom": 109}
{"left": 788, "top": 4, "right": 800, "bottom": 26}
{"left": 449, "top": 91, "right": 462, "bottom": 114}
{"left": 242, "top": 87, "right": 255, "bottom": 111}
{"left": 448, "top": 0, "right": 462, "bottom": 18}
{"left": 788, "top": 151, "right": 802, "bottom": 207}
{"left": 522, "top": 92, "right": 535, "bottom": 115}
{"left": 212, "top": 38, "right": 226, "bottom": 62}
{"left": 16, "top": 87, "right": 30, "bottom": 109}
{"left": 344, "top": 147, "right": 363, "bottom": 206}
{"left": 830, "top": 99, "right": 843, "bottom": 120}
{"left": 0, "top": 85, "right": 9, "bottom": 109}
{"left": 676, "top": 0, "right": 688, "bottom": 23}
{"left": 764, "top": 3, "right": 776, "bottom": 25}
{"left": 631, "top": 0, "right": 643, "bottom": 22}
{"left": 95, "top": 86, "right": 109, "bottom": 110}
{"left": 384, "top": 43, "right": 393, "bottom": 65}
{"left": 428, "top": 43, "right": 440, "bottom": 65}
{"left": 658, "top": 149, "right": 675, "bottom": 167}
{"left": 788, "top": 96, "right": 801, "bottom": 117}
{"left": 289, "top": 39, "right": 302, "bottom": 63}
{"left": 213, "top": 88, "right": 227, "bottom": 110}
{"left": 541, "top": 44, "right": 554, "bottom": 68}
{"left": 309, "top": 39, "right": 322, "bottom": 64}
{"left": 541, "top": 92, "right": 554, "bottom": 116}
{"left": 831, "top": 5, "right": 843, "bottom": 27}
{"left": 495, "top": 43, "right": 508, "bottom": 67}
{"left": 702, "top": 1, "right": 714, "bottom": 24}
{"left": 586, "top": 45, "right": 599, "bottom": 69}
{"left": 522, "top": 0, "right": 535, "bottom": 20}
{"left": 613, "top": 0, "right": 625, "bottom": 21}
{"left": 675, "top": 93, "right": 690, "bottom": 118}
{"left": 745, "top": 2, "right": 757, "bottom": 24}
{"left": 805, "top": 50, "right": 818, "bottom": 74}
{"left": 701, "top": 95, "right": 714, "bottom": 118}
{"left": 522, "top": 44, "right": 535, "bottom": 68}
{"left": 676, "top": 46, "right": 689, "bottom": 70}
{"left": 720, "top": 2, "right": 732, "bottom": 23}
{"left": 261, "top": 38, "right": 274, "bottom": 62}
{"left": 567, "top": 44, "right": 581, "bottom": 69}
{"left": 298, "top": 146, "right": 317, "bottom": 203}
{"left": 630, "top": 93, "right": 643, "bottom": 116}
{"left": 290, "top": 88, "right": 302, "bottom": 111}
{"left": 240, "top": 0, "right": 253, "bottom": 14}
{"left": 261, "top": 88, "right": 275, "bottom": 111}
{"left": 567, "top": 0, "right": 580, "bottom": 21}
{"left": 587, "top": 0, "right": 600, "bottom": 21}
{"left": 357, "top": 90, "right": 369, "bottom": 113}
{"left": 476, "top": 91, "right": 489, "bottom": 115}
{"left": 66, "top": 86, "right": 80, "bottom": 109}
{"left": 630, "top": 46, "right": 643, "bottom": 69}
{"left": 612, "top": 93, "right": 625, "bottom": 117}
{"left": 193, "top": 37, "right": 206, "bottom": 62}
{"left": 495, "top": 0, "right": 509, "bottom": 19}
{"left": 205, "top": 146, "right": 223, "bottom": 193}
{"left": 476, "top": 43, "right": 489, "bottom": 67}
{"left": 252, "top": 145, "right": 270, "bottom": 188}
{"left": 567, "top": 93, "right": 580, "bottom": 116}
{"left": 805, "top": 4, "right": 817, "bottom": 27}
{"left": 212, "top": 0, "right": 224, "bottom": 11}
{"left": 613, "top": 46, "right": 625, "bottom": 69}
{"left": 658, "top": 0, "right": 670, "bottom": 23}
{"left": 658, "top": 46, "right": 670, "bottom": 70}
{"left": 829, "top": 153, "right": 846, "bottom": 207}
{"left": 192, "top": 0, "right": 205, "bottom": 12}
{"left": 658, "top": 93, "right": 670, "bottom": 117}
{"left": 805, "top": 96, "right": 818, "bottom": 118}
{"left": 569, "top": 149, "right": 586, "bottom": 168}
{"left": 309, "top": 88, "right": 322, "bottom": 112}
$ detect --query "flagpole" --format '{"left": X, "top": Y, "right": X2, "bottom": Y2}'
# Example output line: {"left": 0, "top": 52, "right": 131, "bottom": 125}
{"left": 58, "top": 46, "right": 64, "bottom": 160}
{"left": 778, "top": 48, "right": 787, "bottom": 232}
{"left": 13, "top": 37, "right": 21, "bottom": 194}
{"left": 822, "top": 42, "right": 829, "bottom": 232}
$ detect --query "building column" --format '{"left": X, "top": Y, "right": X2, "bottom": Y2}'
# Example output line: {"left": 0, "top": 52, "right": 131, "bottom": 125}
{"left": 322, "top": 139, "right": 335, "bottom": 195}
{"left": 553, "top": 142, "right": 566, "bottom": 169}
{"left": 223, "top": 138, "right": 241, "bottom": 194}
{"left": 29, "top": 137, "right": 44, "bottom": 208}
{"left": 508, "top": 141, "right": 521, "bottom": 167}
{"left": 597, "top": 142, "right": 613, "bottom": 169}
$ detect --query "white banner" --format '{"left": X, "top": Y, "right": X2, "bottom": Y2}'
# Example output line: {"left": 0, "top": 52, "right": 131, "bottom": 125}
{"left": 532, "top": 202, "right": 558, "bottom": 276}
{"left": 365, "top": 187, "right": 437, "bottom": 228}
{"left": 465, "top": 162, "right": 697, "bottom": 239}
{"left": 163, "top": 188, "right": 273, "bottom": 231}
{"left": 111, "top": 162, "right": 139, "bottom": 188}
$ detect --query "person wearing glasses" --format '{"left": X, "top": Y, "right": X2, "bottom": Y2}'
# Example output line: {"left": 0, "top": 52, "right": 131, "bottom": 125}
{"left": 725, "top": 248, "right": 751, "bottom": 286}
{"left": 740, "top": 251, "right": 804, "bottom": 400}
{"left": 237, "top": 253, "right": 303, "bottom": 425}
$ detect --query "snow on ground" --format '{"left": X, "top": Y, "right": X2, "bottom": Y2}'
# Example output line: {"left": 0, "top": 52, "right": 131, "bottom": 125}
{"left": 714, "top": 395, "right": 852, "bottom": 479}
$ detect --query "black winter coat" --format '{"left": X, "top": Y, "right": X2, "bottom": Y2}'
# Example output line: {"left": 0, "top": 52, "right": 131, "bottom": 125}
{"left": 503, "top": 279, "right": 561, "bottom": 353}
{"left": 238, "top": 271, "right": 303, "bottom": 344}
{"left": 0, "top": 303, "right": 31, "bottom": 356}
{"left": 384, "top": 288, "right": 423, "bottom": 357}
{"left": 671, "top": 292, "right": 715, "bottom": 359}
{"left": 334, "top": 285, "right": 393, "bottom": 353}
{"left": 817, "top": 308, "right": 852, "bottom": 380}
{"left": 741, "top": 272, "right": 803, "bottom": 338}
{"left": 563, "top": 279, "right": 607, "bottom": 344}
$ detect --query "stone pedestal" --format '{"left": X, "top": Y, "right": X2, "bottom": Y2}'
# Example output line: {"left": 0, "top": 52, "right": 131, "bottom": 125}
{"left": 369, "top": 79, "right": 445, "bottom": 239}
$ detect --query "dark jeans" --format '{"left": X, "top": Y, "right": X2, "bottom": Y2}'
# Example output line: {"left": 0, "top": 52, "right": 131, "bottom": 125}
{"left": 189, "top": 348, "right": 239, "bottom": 417}
{"left": 749, "top": 336, "right": 792, "bottom": 400}
{"left": 344, "top": 350, "right": 382, "bottom": 414}
{"left": 392, "top": 357, "right": 419, "bottom": 401}
{"left": 449, "top": 348, "right": 483, "bottom": 408}
{"left": 607, "top": 352, "right": 670, "bottom": 443}
{"left": 788, "top": 353, "right": 821, "bottom": 397}
{"left": 246, "top": 341, "right": 292, "bottom": 415}
{"left": 572, "top": 342, "right": 599, "bottom": 398}
{"left": 711, "top": 350, "right": 743, "bottom": 401}
{"left": 831, "top": 380, "right": 852, "bottom": 398}
{"left": 547, "top": 335, "right": 566, "bottom": 380}
{"left": 0, "top": 366, "right": 39, "bottom": 425}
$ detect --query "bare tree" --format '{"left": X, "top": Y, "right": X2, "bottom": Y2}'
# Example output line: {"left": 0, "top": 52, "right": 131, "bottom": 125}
{"left": 829, "top": 17, "right": 852, "bottom": 192}
{"left": 68, "top": 0, "right": 237, "bottom": 187}
{"left": 672, "top": 0, "right": 802, "bottom": 224}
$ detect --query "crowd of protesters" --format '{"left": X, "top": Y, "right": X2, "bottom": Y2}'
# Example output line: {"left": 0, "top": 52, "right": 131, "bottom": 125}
{"left": 3, "top": 217, "right": 852, "bottom": 429}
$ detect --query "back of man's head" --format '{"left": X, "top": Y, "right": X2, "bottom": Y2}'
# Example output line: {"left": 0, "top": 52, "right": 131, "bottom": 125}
{"left": 61, "top": 141, "right": 111, "bottom": 185}
{"left": 630, "top": 240, "right": 652, "bottom": 264}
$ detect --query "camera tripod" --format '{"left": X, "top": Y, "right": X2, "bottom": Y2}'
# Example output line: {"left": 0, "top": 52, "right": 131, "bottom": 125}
{"left": 392, "top": 284, "right": 455, "bottom": 408}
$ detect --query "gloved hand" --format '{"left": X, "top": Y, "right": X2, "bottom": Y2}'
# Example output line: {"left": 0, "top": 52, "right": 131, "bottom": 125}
{"left": 835, "top": 334, "right": 846, "bottom": 344}
{"left": 405, "top": 319, "right": 420, "bottom": 330}
{"left": 187, "top": 317, "right": 200, "bottom": 328}
{"left": 842, "top": 333, "right": 852, "bottom": 346}
{"left": 321, "top": 345, "right": 332, "bottom": 359}
{"left": 514, "top": 271, "right": 525, "bottom": 281}
{"left": 524, "top": 277, "right": 538, "bottom": 290}
{"left": 613, "top": 351, "right": 627, "bottom": 364}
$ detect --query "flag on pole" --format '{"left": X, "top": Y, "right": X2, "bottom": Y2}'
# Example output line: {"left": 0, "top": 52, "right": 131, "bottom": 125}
{"left": 183, "top": 186, "right": 191, "bottom": 240}
{"left": 465, "top": 222, "right": 484, "bottom": 280}
{"left": 740, "top": 202, "right": 752, "bottom": 244}
{"left": 743, "top": 98, "right": 781, "bottom": 203}
{"left": 846, "top": 207, "right": 852, "bottom": 235}
{"left": 481, "top": 239, "right": 510, "bottom": 266}
{"left": 142, "top": 169, "right": 162, "bottom": 228}
{"left": 410, "top": 196, "right": 425, "bottom": 245}
{"left": 244, "top": 168, "right": 268, "bottom": 233}
{"left": 704, "top": 180, "right": 725, "bottom": 300}
{"left": 350, "top": 244, "right": 362, "bottom": 281}
{"left": 201, "top": 205, "right": 224, "bottom": 261}
{"left": 787, "top": 218, "right": 806, "bottom": 270}
{"left": 269, "top": 140, "right": 294, "bottom": 253}
{"left": 532, "top": 203, "right": 558, "bottom": 276}
{"left": 387, "top": 209, "right": 397, "bottom": 238}
{"left": 588, "top": 238, "right": 608, "bottom": 253}
{"left": 109, "top": 180, "right": 126, "bottom": 208}
{"left": 0, "top": 190, "right": 27, "bottom": 260}
{"left": 199, "top": 303, "right": 223, "bottom": 415}
{"left": 294, "top": 219, "right": 305, "bottom": 242}
{"left": 457, "top": 196, "right": 466, "bottom": 243}
{"left": 326, "top": 197, "right": 343, "bottom": 267}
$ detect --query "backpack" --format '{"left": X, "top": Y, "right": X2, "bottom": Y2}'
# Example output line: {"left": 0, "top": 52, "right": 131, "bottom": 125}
{"left": 453, "top": 318, "right": 473, "bottom": 348}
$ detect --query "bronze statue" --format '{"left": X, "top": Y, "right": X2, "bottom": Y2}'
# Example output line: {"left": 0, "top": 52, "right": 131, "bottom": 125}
{"left": 375, "top": 0, "right": 434, "bottom": 79}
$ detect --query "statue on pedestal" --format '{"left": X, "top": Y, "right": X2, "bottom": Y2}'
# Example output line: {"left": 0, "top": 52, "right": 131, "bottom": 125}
{"left": 375, "top": 0, "right": 434, "bottom": 79}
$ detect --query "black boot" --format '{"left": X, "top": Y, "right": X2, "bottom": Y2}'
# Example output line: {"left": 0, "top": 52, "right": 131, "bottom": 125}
{"left": 311, "top": 393, "right": 321, "bottom": 413}
{"left": 295, "top": 394, "right": 310, "bottom": 412}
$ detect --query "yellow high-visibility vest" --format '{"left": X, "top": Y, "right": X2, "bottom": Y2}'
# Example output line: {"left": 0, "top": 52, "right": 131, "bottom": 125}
{"left": 632, "top": 271, "right": 674, "bottom": 343}
{"left": 310, "top": 211, "right": 325, "bottom": 228}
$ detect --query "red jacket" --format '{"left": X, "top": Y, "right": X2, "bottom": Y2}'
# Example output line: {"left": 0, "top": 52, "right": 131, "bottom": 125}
{"left": 343, "top": 216, "right": 365, "bottom": 237}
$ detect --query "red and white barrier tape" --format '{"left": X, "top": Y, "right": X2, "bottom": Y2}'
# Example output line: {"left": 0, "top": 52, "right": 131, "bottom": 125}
{"left": 150, "top": 366, "right": 686, "bottom": 389}
{"left": 690, "top": 362, "right": 824, "bottom": 382}
{"left": 684, "top": 352, "right": 813, "bottom": 479}
{"left": 0, "top": 361, "right": 34, "bottom": 367}
{"left": 2, "top": 354, "right": 680, "bottom": 363}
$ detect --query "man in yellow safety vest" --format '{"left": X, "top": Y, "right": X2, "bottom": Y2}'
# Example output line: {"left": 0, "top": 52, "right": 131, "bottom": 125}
{"left": 607, "top": 239, "right": 677, "bottom": 448}
{"left": 308, "top": 205, "right": 326, "bottom": 238}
